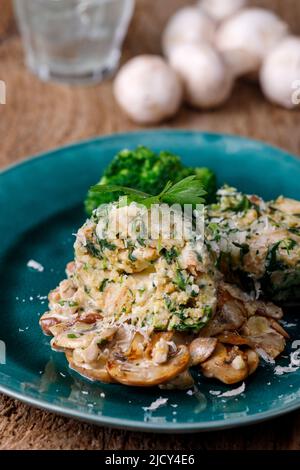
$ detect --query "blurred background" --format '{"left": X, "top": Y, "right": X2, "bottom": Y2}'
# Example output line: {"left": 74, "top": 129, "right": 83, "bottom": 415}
{"left": 0, "top": 0, "right": 299, "bottom": 170}
{"left": 0, "top": 0, "right": 300, "bottom": 451}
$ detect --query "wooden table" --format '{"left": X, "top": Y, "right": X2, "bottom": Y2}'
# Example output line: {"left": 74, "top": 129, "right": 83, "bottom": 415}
{"left": 0, "top": 0, "right": 300, "bottom": 450}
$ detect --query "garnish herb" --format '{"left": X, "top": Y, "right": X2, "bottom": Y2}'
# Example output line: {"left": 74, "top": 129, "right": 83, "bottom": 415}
{"left": 175, "top": 269, "right": 187, "bottom": 291}
{"left": 99, "top": 279, "right": 109, "bottom": 292}
{"left": 161, "top": 247, "right": 178, "bottom": 264}
{"left": 90, "top": 175, "right": 206, "bottom": 208}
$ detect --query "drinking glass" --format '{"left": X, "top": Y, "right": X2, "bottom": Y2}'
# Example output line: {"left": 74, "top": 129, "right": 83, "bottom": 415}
{"left": 14, "top": 0, "right": 135, "bottom": 84}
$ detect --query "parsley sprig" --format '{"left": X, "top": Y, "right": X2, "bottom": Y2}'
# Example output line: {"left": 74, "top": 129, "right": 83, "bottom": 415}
{"left": 90, "top": 175, "right": 206, "bottom": 207}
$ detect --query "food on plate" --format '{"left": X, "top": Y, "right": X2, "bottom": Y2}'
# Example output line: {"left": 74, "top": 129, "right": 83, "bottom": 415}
{"left": 206, "top": 186, "right": 300, "bottom": 303}
{"left": 85, "top": 146, "right": 217, "bottom": 215}
{"left": 40, "top": 153, "right": 296, "bottom": 389}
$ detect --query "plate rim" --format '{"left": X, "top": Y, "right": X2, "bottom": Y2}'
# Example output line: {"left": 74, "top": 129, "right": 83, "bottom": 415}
{"left": 0, "top": 382, "right": 300, "bottom": 433}
{"left": 1, "top": 129, "right": 300, "bottom": 177}
{"left": 1, "top": 129, "right": 300, "bottom": 433}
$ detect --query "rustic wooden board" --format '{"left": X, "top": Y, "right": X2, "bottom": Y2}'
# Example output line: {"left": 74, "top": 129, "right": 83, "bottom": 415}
{"left": 0, "top": 0, "right": 300, "bottom": 450}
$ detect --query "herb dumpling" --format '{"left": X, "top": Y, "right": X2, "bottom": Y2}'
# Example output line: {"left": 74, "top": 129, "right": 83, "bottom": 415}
{"left": 42, "top": 202, "right": 217, "bottom": 335}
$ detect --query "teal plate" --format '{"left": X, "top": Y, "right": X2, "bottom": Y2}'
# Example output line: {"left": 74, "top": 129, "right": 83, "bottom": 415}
{"left": 1, "top": 130, "right": 300, "bottom": 433}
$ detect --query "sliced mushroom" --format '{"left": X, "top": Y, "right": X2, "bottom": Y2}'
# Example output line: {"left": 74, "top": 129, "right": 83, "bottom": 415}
{"left": 53, "top": 330, "right": 95, "bottom": 350}
{"left": 53, "top": 324, "right": 116, "bottom": 350}
{"left": 66, "top": 350, "right": 114, "bottom": 383}
{"left": 59, "top": 279, "right": 77, "bottom": 300}
{"left": 189, "top": 337, "right": 218, "bottom": 365}
{"left": 107, "top": 334, "right": 190, "bottom": 387}
{"left": 245, "top": 300, "right": 283, "bottom": 320}
{"left": 200, "top": 343, "right": 252, "bottom": 385}
{"left": 269, "top": 319, "right": 289, "bottom": 338}
{"left": 201, "top": 298, "right": 246, "bottom": 337}
{"left": 78, "top": 313, "right": 103, "bottom": 324}
{"left": 40, "top": 316, "right": 62, "bottom": 336}
{"left": 245, "top": 348, "right": 259, "bottom": 375}
{"left": 201, "top": 282, "right": 248, "bottom": 337}
{"left": 217, "top": 331, "right": 249, "bottom": 346}
{"left": 241, "top": 316, "right": 287, "bottom": 359}
{"left": 220, "top": 282, "right": 251, "bottom": 303}
{"left": 159, "top": 370, "right": 194, "bottom": 390}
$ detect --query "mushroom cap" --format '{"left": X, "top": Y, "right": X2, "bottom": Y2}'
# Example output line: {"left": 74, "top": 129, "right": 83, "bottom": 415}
{"left": 200, "top": 343, "right": 257, "bottom": 384}
{"left": 169, "top": 43, "right": 234, "bottom": 109}
{"left": 216, "top": 8, "right": 289, "bottom": 77}
{"left": 260, "top": 36, "right": 300, "bottom": 109}
{"left": 66, "top": 350, "right": 114, "bottom": 383}
{"left": 159, "top": 370, "right": 195, "bottom": 390}
{"left": 241, "top": 316, "right": 287, "bottom": 359}
{"left": 40, "top": 315, "right": 62, "bottom": 336}
{"left": 113, "top": 55, "right": 182, "bottom": 124}
{"left": 198, "top": 0, "right": 247, "bottom": 22}
{"left": 189, "top": 337, "right": 218, "bottom": 365}
{"left": 162, "top": 6, "right": 216, "bottom": 57}
{"left": 107, "top": 342, "right": 190, "bottom": 387}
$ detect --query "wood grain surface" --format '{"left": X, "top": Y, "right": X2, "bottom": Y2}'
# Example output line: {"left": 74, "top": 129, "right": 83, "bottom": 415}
{"left": 0, "top": 0, "right": 300, "bottom": 450}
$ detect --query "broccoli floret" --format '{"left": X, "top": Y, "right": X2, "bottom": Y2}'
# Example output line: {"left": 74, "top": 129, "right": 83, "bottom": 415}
{"left": 85, "top": 146, "right": 217, "bottom": 215}
{"left": 182, "top": 167, "right": 217, "bottom": 203}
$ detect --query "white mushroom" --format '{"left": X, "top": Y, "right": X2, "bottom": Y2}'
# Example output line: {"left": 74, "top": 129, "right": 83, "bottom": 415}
{"left": 162, "top": 6, "right": 216, "bottom": 58}
{"left": 198, "top": 0, "right": 247, "bottom": 22}
{"left": 159, "top": 370, "right": 194, "bottom": 390}
{"left": 260, "top": 36, "right": 300, "bottom": 109}
{"left": 40, "top": 315, "right": 64, "bottom": 336}
{"left": 189, "top": 337, "right": 218, "bottom": 365}
{"left": 107, "top": 344, "right": 190, "bottom": 387}
{"left": 200, "top": 343, "right": 259, "bottom": 384}
{"left": 241, "top": 316, "right": 287, "bottom": 359}
{"left": 216, "top": 8, "right": 289, "bottom": 77}
{"left": 113, "top": 55, "right": 182, "bottom": 125}
{"left": 169, "top": 43, "right": 234, "bottom": 109}
{"left": 66, "top": 350, "right": 114, "bottom": 383}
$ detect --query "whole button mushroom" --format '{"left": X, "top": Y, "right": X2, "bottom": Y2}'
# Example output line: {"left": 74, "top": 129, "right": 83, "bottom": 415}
{"left": 169, "top": 43, "right": 234, "bottom": 109}
{"left": 113, "top": 55, "right": 183, "bottom": 125}
{"left": 260, "top": 36, "right": 300, "bottom": 109}
{"left": 198, "top": 0, "right": 247, "bottom": 22}
{"left": 216, "top": 8, "right": 289, "bottom": 77}
{"left": 162, "top": 6, "right": 216, "bottom": 58}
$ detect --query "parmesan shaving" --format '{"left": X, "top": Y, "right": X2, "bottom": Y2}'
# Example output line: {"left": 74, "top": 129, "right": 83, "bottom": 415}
{"left": 27, "top": 259, "right": 44, "bottom": 272}
{"left": 218, "top": 382, "right": 245, "bottom": 398}
{"left": 142, "top": 397, "right": 168, "bottom": 412}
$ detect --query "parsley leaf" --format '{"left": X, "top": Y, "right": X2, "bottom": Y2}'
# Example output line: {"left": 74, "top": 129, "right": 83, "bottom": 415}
{"left": 90, "top": 175, "right": 206, "bottom": 208}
